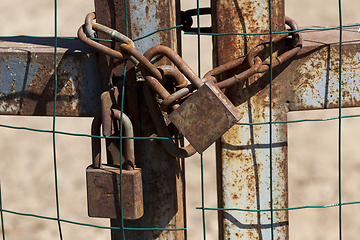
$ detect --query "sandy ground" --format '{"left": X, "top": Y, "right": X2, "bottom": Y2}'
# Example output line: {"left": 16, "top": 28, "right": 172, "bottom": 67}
{"left": 0, "top": 0, "right": 360, "bottom": 239}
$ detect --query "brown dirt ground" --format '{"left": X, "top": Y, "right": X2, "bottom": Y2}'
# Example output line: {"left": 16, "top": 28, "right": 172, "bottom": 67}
{"left": 0, "top": 0, "right": 360, "bottom": 239}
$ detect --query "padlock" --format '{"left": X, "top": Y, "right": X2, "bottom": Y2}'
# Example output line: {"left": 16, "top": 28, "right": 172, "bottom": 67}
{"left": 168, "top": 79, "right": 242, "bottom": 153}
{"left": 86, "top": 112, "right": 144, "bottom": 219}
{"left": 139, "top": 45, "right": 243, "bottom": 153}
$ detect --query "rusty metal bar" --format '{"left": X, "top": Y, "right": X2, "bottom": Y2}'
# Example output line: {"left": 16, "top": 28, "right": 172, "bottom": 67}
{"left": 284, "top": 27, "right": 360, "bottom": 111}
{"left": 0, "top": 37, "right": 102, "bottom": 116}
{"left": 212, "top": 0, "right": 287, "bottom": 239}
{"left": 93, "top": 0, "right": 185, "bottom": 239}
{"left": 213, "top": 0, "right": 360, "bottom": 239}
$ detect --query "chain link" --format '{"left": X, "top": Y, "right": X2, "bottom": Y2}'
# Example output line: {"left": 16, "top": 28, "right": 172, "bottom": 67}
{"left": 79, "top": 12, "right": 302, "bottom": 97}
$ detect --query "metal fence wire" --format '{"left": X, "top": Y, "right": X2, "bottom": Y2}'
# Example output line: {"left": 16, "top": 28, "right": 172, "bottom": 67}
{"left": 1, "top": 0, "right": 360, "bottom": 239}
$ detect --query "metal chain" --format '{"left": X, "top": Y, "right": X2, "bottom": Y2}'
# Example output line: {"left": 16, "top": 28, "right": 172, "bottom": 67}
{"left": 78, "top": 12, "right": 302, "bottom": 157}
{"left": 78, "top": 12, "right": 302, "bottom": 96}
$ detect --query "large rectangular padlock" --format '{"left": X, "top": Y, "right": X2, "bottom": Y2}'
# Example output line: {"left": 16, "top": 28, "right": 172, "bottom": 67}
{"left": 86, "top": 113, "right": 143, "bottom": 219}
{"left": 139, "top": 46, "right": 242, "bottom": 153}
{"left": 169, "top": 80, "right": 242, "bottom": 153}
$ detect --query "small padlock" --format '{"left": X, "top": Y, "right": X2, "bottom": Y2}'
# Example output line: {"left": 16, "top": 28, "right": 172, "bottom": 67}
{"left": 86, "top": 112, "right": 144, "bottom": 219}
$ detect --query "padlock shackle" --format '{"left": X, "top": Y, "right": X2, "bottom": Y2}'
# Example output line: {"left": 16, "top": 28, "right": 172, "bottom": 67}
{"left": 91, "top": 114, "right": 102, "bottom": 169}
{"left": 91, "top": 111, "right": 136, "bottom": 170}
{"left": 143, "top": 83, "right": 196, "bottom": 158}
{"left": 111, "top": 109, "right": 136, "bottom": 170}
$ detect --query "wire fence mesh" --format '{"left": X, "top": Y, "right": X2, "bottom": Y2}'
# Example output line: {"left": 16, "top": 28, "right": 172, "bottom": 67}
{"left": 0, "top": 0, "right": 360, "bottom": 239}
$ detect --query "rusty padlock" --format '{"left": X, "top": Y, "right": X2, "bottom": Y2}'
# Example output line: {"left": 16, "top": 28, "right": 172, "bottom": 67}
{"left": 168, "top": 79, "right": 242, "bottom": 153}
{"left": 86, "top": 112, "right": 143, "bottom": 219}
{"left": 138, "top": 46, "right": 243, "bottom": 153}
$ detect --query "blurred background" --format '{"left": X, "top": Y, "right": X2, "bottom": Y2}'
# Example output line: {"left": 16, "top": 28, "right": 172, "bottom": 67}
{"left": 0, "top": 0, "right": 360, "bottom": 239}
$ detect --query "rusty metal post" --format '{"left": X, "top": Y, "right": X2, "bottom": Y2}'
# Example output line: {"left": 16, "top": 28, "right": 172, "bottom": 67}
{"left": 212, "top": 0, "right": 287, "bottom": 239}
{"left": 212, "top": 0, "right": 360, "bottom": 239}
{"left": 93, "top": 0, "right": 185, "bottom": 239}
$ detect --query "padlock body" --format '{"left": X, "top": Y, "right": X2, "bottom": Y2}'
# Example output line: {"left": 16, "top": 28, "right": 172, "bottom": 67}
{"left": 86, "top": 164, "right": 144, "bottom": 219}
{"left": 169, "top": 80, "right": 242, "bottom": 153}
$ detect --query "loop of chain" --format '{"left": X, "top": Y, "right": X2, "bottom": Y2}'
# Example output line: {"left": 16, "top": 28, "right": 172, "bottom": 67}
{"left": 161, "top": 16, "right": 302, "bottom": 109}
{"left": 247, "top": 16, "right": 303, "bottom": 73}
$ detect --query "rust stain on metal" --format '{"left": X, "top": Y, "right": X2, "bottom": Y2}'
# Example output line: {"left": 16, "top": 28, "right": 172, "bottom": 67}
{"left": 214, "top": 7, "right": 360, "bottom": 240}
{"left": 282, "top": 27, "right": 360, "bottom": 111}
{"left": 212, "top": 0, "right": 284, "bottom": 68}
{"left": 94, "top": 0, "right": 135, "bottom": 89}
{"left": 213, "top": 0, "right": 288, "bottom": 239}
{"left": 94, "top": 0, "right": 186, "bottom": 239}
{"left": 87, "top": 114, "right": 144, "bottom": 220}
{"left": 0, "top": 38, "right": 102, "bottom": 116}
{"left": 169, "top": 80, "right": 242, "bottom": 153}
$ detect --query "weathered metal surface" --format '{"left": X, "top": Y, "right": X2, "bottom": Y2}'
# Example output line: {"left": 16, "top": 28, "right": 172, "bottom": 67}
{"left": 130, "top": 0, "right": 178, "bottom": 55}
{"left": 0, "top": 37, "right": 102, "bottom": 116}
{"left": 114, "top": 81, "right": 186, "bottom": 240}
{"left": 169, "top": 80, "right": 242, "bottom": 153}
{"left": 212, "top": 0, "right": 284, "bottom": 66}
{"left": 94, "top": 0, "right": 179, "bottom": 87}
{"left": 118, "top": 1, "right": 186, "bottom": 238}
{"left": 212, "top": 0, "right": 288, "bottom": 239}
{"left": 93, "top": 0, "right": 134, "bottom": 89}
{"left": 87, "top": 114, "right": 144, "bottom": 220}
{"left": 283, "top": 27, "right": 360, "bottom": 111}
{"left": 93, "top": 0, "right": 185, "bottom": 239}
{"left": 213, "top": 1, "right": 360, "bottom": 239}
{"left": 87, "top": 164, "right": 144, "bottom": 219}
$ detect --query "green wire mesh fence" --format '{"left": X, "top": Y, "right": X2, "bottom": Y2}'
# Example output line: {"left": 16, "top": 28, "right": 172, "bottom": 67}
{"left": 0, "top": 0, "right": 360, "bottom": 239}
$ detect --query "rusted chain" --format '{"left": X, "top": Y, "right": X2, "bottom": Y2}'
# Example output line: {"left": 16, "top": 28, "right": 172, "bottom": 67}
{"left": 203, "top": 56, "right": 246, "bottom": 84}
{"left": 158, "top": 65, "right": 188, "bottom": 88}
{"left": 161, "top": 55, "right": 261, "bottom": 110}
{"left": 79, "top": 12, "right": 178, "bottom": 101}
{"left": 79, "top": 12, "right": 303, "bottom": 158}
{"left": 84, "top": 12, "right": 95, "bottom": 38}
{"left": 78, "top": 25, "right": 128, "bottom": 61}
{"left": 215, "top": 57, "right": 263, "bottom": 89}
{"left": 143, "top": 45, "right": 203, "bottom": 89}
{"left": 201, "top": 16, "right": 303, "bottom": 90}
{"left": 138, "top": 45, "right": 204, "bottom": 111}
{"left": 79, "top": 12, "right": 302, "bottom": 100}
{"left": 78, "top": 12, "right": 135, "bottom": 63}
{"left": 247, "top": 16, "right": 302, "bottom": 73}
